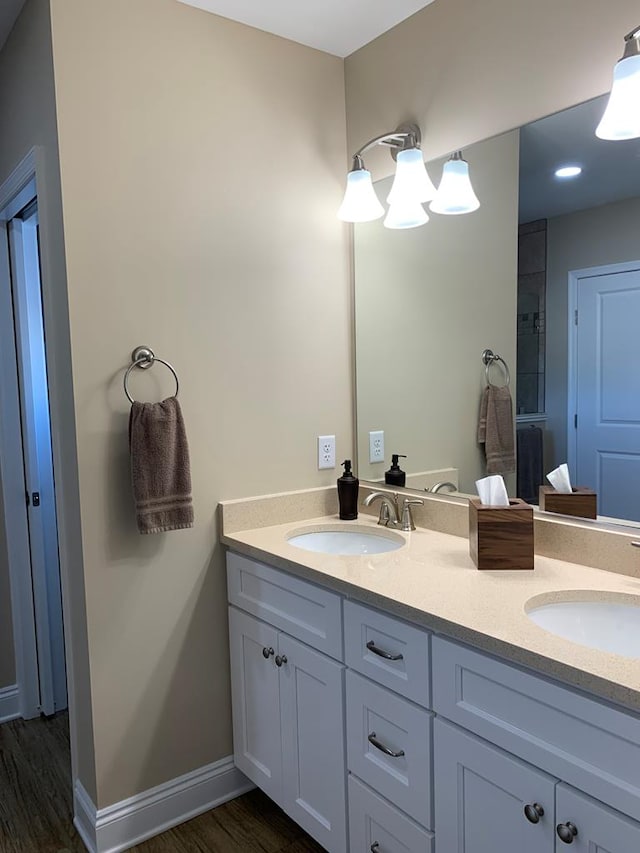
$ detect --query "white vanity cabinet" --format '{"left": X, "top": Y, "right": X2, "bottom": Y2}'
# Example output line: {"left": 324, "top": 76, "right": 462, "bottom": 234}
{"left": 226, "top": 549, "right": 640, "bottom": 853}
{"left": 227, "top": 555, "right": 347, "bottom": 853}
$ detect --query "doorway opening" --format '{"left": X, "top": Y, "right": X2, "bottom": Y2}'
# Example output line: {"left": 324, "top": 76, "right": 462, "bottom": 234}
{"left": 0, "top": 174, "right": 67, "bottom": 722}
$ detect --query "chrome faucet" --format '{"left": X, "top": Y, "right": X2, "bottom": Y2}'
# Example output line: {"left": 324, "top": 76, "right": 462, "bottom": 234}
{"left": 363, "top": 491, "right": 424, "bottom": 532}
{"left": 429, "top": 481, "right": 458, "bottom": 494}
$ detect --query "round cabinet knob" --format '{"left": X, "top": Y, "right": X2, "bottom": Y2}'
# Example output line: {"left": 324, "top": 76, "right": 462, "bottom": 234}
{"left": 370, "top": 844, "right": 380, "bottom": 852}
{"left": 524, "top": 803, "right": 545, "bottom": 824}
{"left": 262, "top": 647, "right": 274, "bottom": 659}
{"left": 275, "top": 654, "right": 288, "bottom": 667}
{"left": 557, "top": 822, "right": 578, "bottom": 844}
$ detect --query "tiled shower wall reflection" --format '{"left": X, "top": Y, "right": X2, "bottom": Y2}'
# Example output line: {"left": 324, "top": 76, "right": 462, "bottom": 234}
{"left": 517, "top": 220, "right": 546, "bottom": 414}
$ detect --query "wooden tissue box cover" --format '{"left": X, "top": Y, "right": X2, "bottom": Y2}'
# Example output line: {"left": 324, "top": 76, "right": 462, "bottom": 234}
{"left": 538, "top": 486, "right": 597, "bottom": 519}
{"left": 469, "top": 498, "right": 534, "bottom": 571}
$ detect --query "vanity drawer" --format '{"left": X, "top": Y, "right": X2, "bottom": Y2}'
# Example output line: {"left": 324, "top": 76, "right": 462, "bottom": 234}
{"left": 344, "top": 600, "right": 431, "bottom": 707}
{"left": 432, "top": 636, "right": 640, "bottom": 821}
{"left": 348, "top": 776, "right": 434, "bottom": 853}
{"left": 226, "top": 552, "right": 342, "bottom": 659}
{"left": 347, "top": 670, "right": 433, "bottom": 829}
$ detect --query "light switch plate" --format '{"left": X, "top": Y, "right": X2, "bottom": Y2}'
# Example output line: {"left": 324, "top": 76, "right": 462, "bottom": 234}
{"left": 318, "top": 435, "right": 336, "bottom": 469}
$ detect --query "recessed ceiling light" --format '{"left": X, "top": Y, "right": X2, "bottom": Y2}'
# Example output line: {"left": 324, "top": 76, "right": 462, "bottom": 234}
{"left": 554, "top": 165, "right": 582, "bottom": 179}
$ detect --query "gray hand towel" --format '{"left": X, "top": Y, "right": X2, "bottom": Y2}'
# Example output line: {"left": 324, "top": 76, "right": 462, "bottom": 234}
{"left": 478, "top": 385, "right": 516, "bottom": 474}
{"left": 129, "top": 396, "right": 194, "bottom": 534}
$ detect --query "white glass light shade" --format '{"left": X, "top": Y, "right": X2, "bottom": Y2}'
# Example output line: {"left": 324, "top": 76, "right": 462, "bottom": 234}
{"left": 383, "top": 198, "right": 429, "bottom": 230}
{"left": 337, "top": 169, "right": 384, "bottom": 222}
{"left": 429, "top": 155, "right": 480, "bottom": 215}
{"left": 596, "top": 53, "right": 640, "bottom": 140}
{"left": 386, "top": 148, "right": 437, "bottom": 204}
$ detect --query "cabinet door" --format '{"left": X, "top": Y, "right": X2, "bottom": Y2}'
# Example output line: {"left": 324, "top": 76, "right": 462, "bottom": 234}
{"left": 228, "top": 607, "right": 282, "bottom": 802}
{"left": 279, "top": 633, "right": 347, "bottom": 853}
{"left": 434, "top": 719, "right": 557, "bottom": 853}
{"left": 555, "top": 784, "right": 640, "bottom": 852}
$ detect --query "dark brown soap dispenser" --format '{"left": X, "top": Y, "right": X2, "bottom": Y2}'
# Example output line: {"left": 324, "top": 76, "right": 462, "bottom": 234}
{"left": 338, "top": 460, "right": 359, "bottom": 520}
{"left": 385, "top": 454, "right": 407, "bottom": 487}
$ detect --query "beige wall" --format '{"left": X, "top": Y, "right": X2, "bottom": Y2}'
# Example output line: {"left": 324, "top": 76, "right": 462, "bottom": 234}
{"left": 345, "top": 0, "right": 639, "bottom": 179}
{"left": 49, "top": 0, "right": 350, "bottom": 807}
{"left": 0, "top": 463, "right": 15, "bottom": 688}
{"left": 0, "top": 0, "right": 95, "bottom": 794}
{"left": 546, "top": 196, "right": 640, "bottom": 467}
{"left": 355, "top": 131, "right": 519, "bottom": 493}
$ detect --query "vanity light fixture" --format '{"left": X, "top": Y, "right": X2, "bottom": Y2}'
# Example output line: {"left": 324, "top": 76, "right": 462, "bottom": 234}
{"left": 338, "top": 123, "right": 435, "bottom": 228}
{"left": 554, "top": 165, "right": 582, "bottom": 178}
{"left": 596, "top": 25, "right": 640, "bottom": 140}
{"left": 429, "top": 151, "right": 480, "bottom": 215}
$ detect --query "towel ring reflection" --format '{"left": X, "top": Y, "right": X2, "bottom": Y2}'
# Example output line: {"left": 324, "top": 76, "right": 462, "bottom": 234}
{"left": 124, "top": 346, "right": 179, "bottom": 404}
{"left": 482, "top": 348, "right": 510, "bottom": 388}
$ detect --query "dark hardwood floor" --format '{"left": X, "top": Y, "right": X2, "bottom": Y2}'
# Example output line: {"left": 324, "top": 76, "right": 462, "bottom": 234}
{"left": 0, "top": 713, "right": 324, "bottom": 852}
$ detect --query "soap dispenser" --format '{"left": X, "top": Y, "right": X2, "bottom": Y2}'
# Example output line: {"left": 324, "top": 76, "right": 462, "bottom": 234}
{"left": 385, "top": 454, "right": 407, "bottom": 487}
{"left": 338, "top": 460, "right": 359, "bottom": 520}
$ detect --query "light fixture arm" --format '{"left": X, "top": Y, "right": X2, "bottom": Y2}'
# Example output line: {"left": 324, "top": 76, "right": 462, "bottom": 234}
{"left": 349, "top": 123, "right": 422, "bottom": 172}
{"left": 621, "top": 25, "right": 640, "bottom": 58}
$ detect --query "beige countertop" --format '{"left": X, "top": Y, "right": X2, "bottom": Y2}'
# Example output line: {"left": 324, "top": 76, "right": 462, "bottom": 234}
{"left": 222, "top": 512, "right": 640, "bottom": 713}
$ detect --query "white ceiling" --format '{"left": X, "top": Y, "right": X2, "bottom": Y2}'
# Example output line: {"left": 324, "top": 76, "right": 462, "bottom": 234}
{"left": 0, "top": 0, "right": 25, "bottom": 52}
{"left": 176, "top": 0, "right": 438, "bottom": 57}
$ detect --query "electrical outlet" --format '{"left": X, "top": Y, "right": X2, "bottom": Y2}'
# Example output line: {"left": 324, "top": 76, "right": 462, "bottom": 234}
{"left": 369, "top": 430, "right": 384, "bottom": 463}
{"left": 318, "top": 435, "right": 336, "bottom": 469}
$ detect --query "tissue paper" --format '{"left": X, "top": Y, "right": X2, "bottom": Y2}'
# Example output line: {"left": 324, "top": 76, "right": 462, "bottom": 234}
{"left": 475, "top": 474, "right": 510, "bottom": 507}
{"left": 547, "top": 463, "right": 572, "bottom": 494}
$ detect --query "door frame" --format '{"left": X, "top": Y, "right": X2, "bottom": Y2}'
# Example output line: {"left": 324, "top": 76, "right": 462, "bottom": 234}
{"left": 567, "top": 260, "right": 640, "bottom": 477}
{"left": 0, "top": 153, "right": 42, "bottom": 718}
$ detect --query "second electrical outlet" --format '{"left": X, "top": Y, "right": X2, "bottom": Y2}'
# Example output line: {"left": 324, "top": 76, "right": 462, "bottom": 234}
{"left": 318, "top": 435, "right": 336, "bottom": 469}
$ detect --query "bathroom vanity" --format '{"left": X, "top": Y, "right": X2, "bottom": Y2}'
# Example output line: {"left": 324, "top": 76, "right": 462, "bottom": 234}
{"left": 222, "top": 499, "right": 640, "bottom": 853}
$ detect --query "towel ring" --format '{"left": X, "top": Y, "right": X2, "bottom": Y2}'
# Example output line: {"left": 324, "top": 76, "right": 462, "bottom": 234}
{"left": 482, "top": 348, "right": 510, "bottom": 388}
{"left": 124, "top": 346, "right": 179, "bottom": 404}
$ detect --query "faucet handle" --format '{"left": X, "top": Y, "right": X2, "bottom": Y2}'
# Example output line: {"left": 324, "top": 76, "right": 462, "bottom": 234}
{"left": 377, "top": 501, "right": 392, "bottom": 526}
{"left": 400, "top": 498, "right": 424, "bottom": 531}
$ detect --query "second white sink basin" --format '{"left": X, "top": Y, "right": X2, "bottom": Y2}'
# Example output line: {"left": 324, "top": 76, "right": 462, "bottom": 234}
{"left": 287, "top": 525, "right": 405, "bottom": 556}
{"left": 527, "top": 596, "right": 640, "bottom": 658}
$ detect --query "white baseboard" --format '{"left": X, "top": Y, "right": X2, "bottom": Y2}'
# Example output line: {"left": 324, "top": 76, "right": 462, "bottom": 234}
{"left": 0, "top": 684, "right": 19, "bottom": 723}
{"left": 73, "top": 756, "right": 253, "bottom": 853}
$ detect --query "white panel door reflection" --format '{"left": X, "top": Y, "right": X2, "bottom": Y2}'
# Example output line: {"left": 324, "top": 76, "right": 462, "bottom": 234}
{"left": 577, "top": 267, "right": 640, "bottom": 521}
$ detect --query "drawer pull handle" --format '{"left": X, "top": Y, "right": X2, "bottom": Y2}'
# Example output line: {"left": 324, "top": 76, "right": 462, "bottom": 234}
{"left": 524, "top": 803, "right": 544, "bottom": 824}
{"left": 366, "top": 640, "right": 404, "bottom": 661}
{"left": 557, "top": 822, "right": 578, "bottom": 844}
{"left": 368, "top": 732, "right": 405, "bottom": 758}
{"left": 371, "top": 844, "right": 380, "bottom": 852}
{"left": 275, "top": 654, "right": 288, "bottom": 667}
{"left": 262, "top": 647, "right": 274, "bottom": 659}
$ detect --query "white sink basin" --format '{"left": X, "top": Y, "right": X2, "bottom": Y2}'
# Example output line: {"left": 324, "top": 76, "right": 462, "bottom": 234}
{"left": 287, "top": 525, "right": 404, "bottom": 556}
{"left": 526, "top": 596, "right": 640, "bottom": 658}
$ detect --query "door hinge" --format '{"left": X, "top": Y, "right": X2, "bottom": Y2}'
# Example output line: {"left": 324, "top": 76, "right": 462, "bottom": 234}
{"left": 574, "top": 413, "right": 578, "bottom": 429}
{"left": 574, "top": 309, "right": 578, "bottom": 325}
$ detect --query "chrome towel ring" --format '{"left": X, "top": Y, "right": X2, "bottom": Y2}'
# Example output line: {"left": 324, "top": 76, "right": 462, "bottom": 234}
{"left": 124, "top": 346, "right": 179, "bottom": 404}
{"left": 482, "top": 348, "right": 510, "bottom": 388}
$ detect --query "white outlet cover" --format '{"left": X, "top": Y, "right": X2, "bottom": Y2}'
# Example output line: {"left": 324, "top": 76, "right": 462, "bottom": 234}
{"left": 318, "top": 435, "right": 336, "bottom": 469}
{"left": 369, "top": 430, "right": 384, "bottom": 464}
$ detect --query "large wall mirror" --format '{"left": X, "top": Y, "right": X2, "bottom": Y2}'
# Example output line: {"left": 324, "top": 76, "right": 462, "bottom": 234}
{"left": 354, "top": 93, "right": 640, "bottom": 526}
